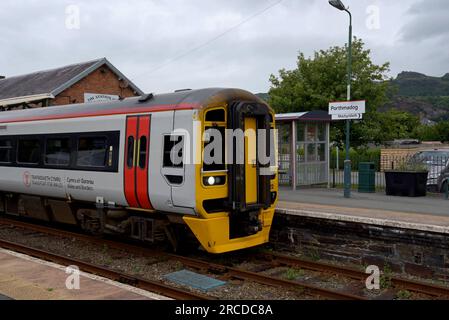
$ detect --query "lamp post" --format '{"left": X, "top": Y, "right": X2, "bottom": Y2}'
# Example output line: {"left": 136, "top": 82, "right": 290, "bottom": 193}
{"left": 329, "top": 0, "right": 352, "bottom": 198}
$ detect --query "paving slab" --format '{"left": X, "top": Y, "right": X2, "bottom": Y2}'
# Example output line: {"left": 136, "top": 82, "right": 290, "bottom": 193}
{"left": 277, "top": 187, "right": 449, "bottom": 233}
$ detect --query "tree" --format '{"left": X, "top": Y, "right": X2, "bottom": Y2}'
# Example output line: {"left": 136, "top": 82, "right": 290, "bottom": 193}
{"left": 268, "top": 38, "right": 391, "bottom": 146}
{"left": 414, "top": 121, "right": 449, "bottom": 142}
{"left": 354, "top": 110, "right": 420, "bottom": 145}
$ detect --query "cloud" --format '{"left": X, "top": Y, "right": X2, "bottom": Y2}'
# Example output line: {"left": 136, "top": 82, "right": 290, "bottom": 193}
{"left": 0, "top": 0, "right": 449, "bottom": 94}
{"left": 400, "top": 0, "right": 449, "bottom": 43}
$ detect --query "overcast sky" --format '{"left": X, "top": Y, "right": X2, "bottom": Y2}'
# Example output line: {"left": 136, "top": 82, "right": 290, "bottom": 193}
{"left": 1, "top": 0, "right": 448, "bottom": 94}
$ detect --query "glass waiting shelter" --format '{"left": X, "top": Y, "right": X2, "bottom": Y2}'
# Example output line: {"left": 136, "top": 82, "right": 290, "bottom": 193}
{"left": 276, "top": 111, "right": 331, "bottom": 189}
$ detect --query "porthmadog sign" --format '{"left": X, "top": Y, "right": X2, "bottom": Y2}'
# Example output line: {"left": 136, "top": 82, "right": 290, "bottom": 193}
{"left": 329, "top": 100, "right": 365, "bottom": 120}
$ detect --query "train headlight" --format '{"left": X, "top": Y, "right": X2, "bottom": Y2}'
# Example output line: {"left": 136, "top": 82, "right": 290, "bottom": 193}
{"left": 203, "top": 176, "right": 226, "bottom": 186}
{"left": 208, "top": 176, "right": 216, "bottom": 186}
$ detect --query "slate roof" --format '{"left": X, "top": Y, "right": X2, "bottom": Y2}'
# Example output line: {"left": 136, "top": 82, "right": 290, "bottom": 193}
{"left": 0, "top": 58, "right": 144, "bottom": 106}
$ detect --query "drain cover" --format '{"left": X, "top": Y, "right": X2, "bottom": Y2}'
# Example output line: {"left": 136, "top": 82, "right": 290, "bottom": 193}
{"left": 164, "top": 269, "right": 226, "bottom": 291}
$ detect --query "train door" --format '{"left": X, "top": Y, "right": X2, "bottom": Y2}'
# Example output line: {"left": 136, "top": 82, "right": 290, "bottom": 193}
{"left": 244, "top": 117, "right": 258, "bottom": 205}
{"left": 228, "top": 102, "right": 272, "bottom": 212}
{"left": 124, "top": 115, "right": 153, "bottom": 209}
{"left": 166, "top": 110, "right": 196, "bottom": 214}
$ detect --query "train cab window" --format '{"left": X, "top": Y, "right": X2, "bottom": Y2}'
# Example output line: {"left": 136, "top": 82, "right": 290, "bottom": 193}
{"left": 203, "top": 126, "right": 226, "bottom": 172}
{"left": 138, "top": 136, "right": 147, "bottom": 169}
{"left": 17, "top": 139, "right": 41, "bottom": 164}
{"left": 45, "top": 138, "right": 70, "bottom": 166}
{"left": 205, "top": 109, "right": 225, "bottom": 122}
{"left": 0, "top": 140, "right": 13, "bottom": 163}
{"left": 77, "top": 137, "right": 108, "bottom": 167}
{"left": 163, "top": 135, "right": 184, "bottom": 168}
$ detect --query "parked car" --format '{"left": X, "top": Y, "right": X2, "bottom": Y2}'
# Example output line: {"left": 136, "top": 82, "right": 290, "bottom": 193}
{"left": 409, "top": 149, "right": 449, "bottom": 192}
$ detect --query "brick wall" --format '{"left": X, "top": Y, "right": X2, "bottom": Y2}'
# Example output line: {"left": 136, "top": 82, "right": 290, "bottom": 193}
{"left": 52, "top": 65, "right": 138, "bottom": 106}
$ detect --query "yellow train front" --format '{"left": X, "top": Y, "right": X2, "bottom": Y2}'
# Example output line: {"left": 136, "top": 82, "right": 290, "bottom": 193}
{"left": 187, "top": 89, "right": 278, "bottom": 253}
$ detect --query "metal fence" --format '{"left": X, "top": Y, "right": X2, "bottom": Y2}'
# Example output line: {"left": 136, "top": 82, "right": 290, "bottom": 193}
{"left": 330, "top": 151, "right": 449, "bottom": 193}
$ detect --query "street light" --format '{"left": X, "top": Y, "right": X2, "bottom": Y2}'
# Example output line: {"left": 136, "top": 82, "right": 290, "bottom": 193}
{"left": 329, "top": 0, "right": 353, "bottom": 199}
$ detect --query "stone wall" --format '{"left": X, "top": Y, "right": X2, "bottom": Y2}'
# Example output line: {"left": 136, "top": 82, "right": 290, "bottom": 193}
{"left": 271, "top": 213, "right": 449, "bottom": 281}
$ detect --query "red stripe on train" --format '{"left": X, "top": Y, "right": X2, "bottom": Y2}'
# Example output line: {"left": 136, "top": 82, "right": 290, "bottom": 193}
{"left": 0, "top": 103, "right": 201, "bottom": 124}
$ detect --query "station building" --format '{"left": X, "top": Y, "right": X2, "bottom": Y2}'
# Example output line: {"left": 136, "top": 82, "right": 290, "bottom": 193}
{"left": 0, "top": 58, "right": 143, "bottom": 110}
{"left": 276, "top": 111, "right": 331, "bottom": 189}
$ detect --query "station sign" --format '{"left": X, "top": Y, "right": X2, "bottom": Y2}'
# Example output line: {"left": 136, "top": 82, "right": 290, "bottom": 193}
{"left": 331, "top": 113, "right": 363, "bottom": 120}
{"left": 329, "top": 100, "right": 366, "bottom": 116}
{"left": 84, "top": 93, "right": 120, "bottom": 104}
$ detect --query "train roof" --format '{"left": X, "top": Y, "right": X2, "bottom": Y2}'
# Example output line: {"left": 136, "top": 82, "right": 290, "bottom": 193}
{"left": 0, "top": 88, "right": 267, "bottom": 124}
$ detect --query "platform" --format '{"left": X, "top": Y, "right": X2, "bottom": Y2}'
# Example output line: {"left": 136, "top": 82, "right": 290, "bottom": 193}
{"left": 0, "top": 248, "right": 170, "bottom": 300}
{"left": 277, "top": 187, "right": 449, "bottom": 234}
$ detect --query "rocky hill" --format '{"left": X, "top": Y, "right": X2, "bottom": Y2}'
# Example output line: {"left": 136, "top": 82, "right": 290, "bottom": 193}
{"left": 383, "top": 72, "right": 449, "bottom": 121}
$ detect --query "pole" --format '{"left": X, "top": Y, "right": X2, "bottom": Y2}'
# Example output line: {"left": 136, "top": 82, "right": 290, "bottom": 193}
{"left": 343, "top": 10, "right": 352, "bottom": 199}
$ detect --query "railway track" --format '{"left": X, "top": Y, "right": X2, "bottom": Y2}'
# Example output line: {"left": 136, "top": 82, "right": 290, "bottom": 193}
{"left": 0, "top": 237, "right": 209, "bottom": 300}
{"left": 1, "top": 216, "right": 448, "bottom": 300}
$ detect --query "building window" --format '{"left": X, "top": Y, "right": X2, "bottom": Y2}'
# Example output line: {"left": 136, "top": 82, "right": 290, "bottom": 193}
{"left": 77, "top": 137, "right": 108, "bottom": 167}
{"left": 0, "top": 140, "right": 13, "bottom": 163}
{"left": 306, "top": 124, "right": 317, "bottom": 142}
{"left": 295, "top": 122, "right": 328, "bottom": 186}
{"left": 318, "top": 143, "right": 326, "bottom": 162}
{"left": 307, "top": 143, "right": 317, "bottom": 162}
{"left": 17, "top": 139, "right": 41, "bottom": 164}
{"left": 163, "top": 135, "right": 184, "bottom": 168}
{"left": 297, "top": 123, "right": 305, "bottom": 141}
{"left": 296, "top": 143, "right": 305, "bottom": 163}
{"left": 45, "top": 138, "right": 71, "bottom": 166}
{"left": 318, "top": 123, "right": 326, "bottom": 141}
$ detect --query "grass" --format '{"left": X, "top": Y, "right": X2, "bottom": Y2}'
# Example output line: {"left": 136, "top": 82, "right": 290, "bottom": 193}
{"left": 174, "top": 261, "right": 184, "bottom": 271}
{"left": 380, "top": 264, "right": 393, "bottom": 289}
{"left": 132, "top": 265, "right": 142, "bottom": 273}
{"left": 396, "top": 290, "right": 412, "bottom": 300}
{"left": 307, "top": 248, "right": 321, "bottom": 261}
{"left": 284, "top": 268, "right": 305, "bottom": 280}
{"left": 103, "top": 256, "right": 113, "bottom": 266}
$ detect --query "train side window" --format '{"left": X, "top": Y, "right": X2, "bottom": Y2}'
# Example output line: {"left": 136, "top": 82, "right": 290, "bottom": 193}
{"left": 138, "top": 136, "right": 147, "bottom": 169}
{"left": 45, "top": 138, "right": 70, "bottom": 166}
{"left": 163, "top": 135, "right": 184, "bottom": 168}
{"left": 127, "top": 136, "right": 135, "bottom": 168}
{"left": 77, "top": 137, "right": 108, "bottom": 167}
{"left": 0, "top": 140, "right": 13, "bottom": 164}
{"left": 17, "top": 139, "right": 40, "bottom": 164}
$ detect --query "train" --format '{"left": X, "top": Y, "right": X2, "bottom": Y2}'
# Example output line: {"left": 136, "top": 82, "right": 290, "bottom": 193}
{"left": 0, "top": 88, "right": 278, "bottom": 254}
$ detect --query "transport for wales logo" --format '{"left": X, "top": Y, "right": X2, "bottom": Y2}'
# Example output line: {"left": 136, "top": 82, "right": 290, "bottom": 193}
{"left": 23, "top": 171, "right": 31, "bottom": 187}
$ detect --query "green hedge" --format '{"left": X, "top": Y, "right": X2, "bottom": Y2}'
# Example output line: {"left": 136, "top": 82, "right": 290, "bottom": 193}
{"left": 330, "top": 147, "right": 381, "bottom": 171}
